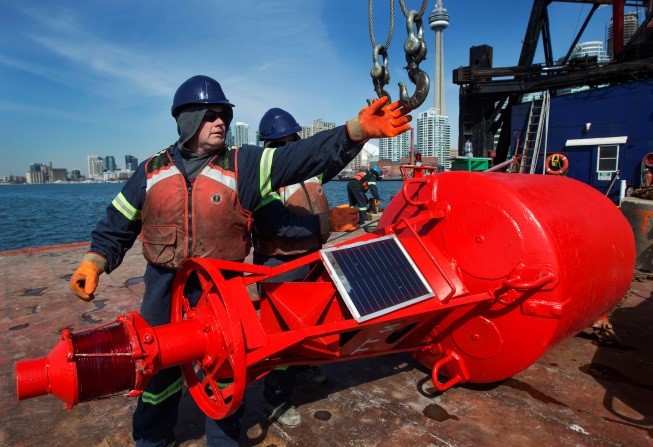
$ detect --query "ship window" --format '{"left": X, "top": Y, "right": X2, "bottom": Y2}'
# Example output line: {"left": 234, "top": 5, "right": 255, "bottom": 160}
{"left": 597, "top": 144, "right": 619, "bottom": 172}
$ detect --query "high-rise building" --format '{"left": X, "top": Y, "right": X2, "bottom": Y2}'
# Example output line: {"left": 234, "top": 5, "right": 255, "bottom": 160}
{"left": 378, "top": 131, "right": 412, "bottom": 162}
{"left": 569, "top": 41, "right": 610, "bottom": 63}
{"left": 296, "top": 119, "right": 336, "bottom": 140}
{"left": 88, "top": 155, "right": 103, "bottom": 179}
{"left": 29, "top": 163, "right": 44, "bottom": 173}
{"left": 417, "top": 108, "right": 451, "bottom": 169}
{"left": 607, "top": 12, "right": 639, "bottom": 59}
{"left": 310, "top": 118, "right": 336, "bottom": 135}
{"left": 125, "top": 155, "right": 138, "bottom": 171}
{"left": 299, "top": 125, "right": 312, "bottom": 140}
{"left": 225, "top": 126, "right": 235, "bottom": 147}
{"left": 556, "top": 41, "right": 610, "bottom": 95}
{"left": 104, "top": 155, "right": 117, "bottom": 172}
{"left": 428, "top": 0, "right": 449, "bottom": 114}
{"left": 234, "top": 122, "right": 249, "bottom": 147}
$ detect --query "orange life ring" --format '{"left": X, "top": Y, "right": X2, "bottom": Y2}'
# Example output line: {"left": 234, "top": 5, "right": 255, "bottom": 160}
{"left": 545, "top": 153, "right": 569, "bottom": 175}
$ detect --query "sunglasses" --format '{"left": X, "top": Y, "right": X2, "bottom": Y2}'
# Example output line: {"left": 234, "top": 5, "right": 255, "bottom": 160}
{"left": 203, "top": 110, "right": 228, "bottom": 123}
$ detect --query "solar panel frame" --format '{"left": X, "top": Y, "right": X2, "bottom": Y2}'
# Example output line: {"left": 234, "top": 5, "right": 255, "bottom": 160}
{"left": 320, "top": 234, "right": 434, "bottom": 322}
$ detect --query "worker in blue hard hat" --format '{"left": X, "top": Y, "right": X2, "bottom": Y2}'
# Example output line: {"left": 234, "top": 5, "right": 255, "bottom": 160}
{"left": 347, "top": 165, "right": 382, "bottom": 224}
{"left": 68, "top": 74, "right": 412, "bottom": 447}
{"left": 253, "top": 107, "right": 360, "bottom": 429}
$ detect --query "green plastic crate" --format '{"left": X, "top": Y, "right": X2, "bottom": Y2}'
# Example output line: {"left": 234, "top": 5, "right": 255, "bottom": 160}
{"left": 450, "top": 157, "right": 491, "bottom": 171}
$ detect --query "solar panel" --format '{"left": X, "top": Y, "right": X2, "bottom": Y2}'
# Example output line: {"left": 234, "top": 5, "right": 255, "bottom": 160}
{"left": 320, "top": 235, "right": 434, "bottom": 322}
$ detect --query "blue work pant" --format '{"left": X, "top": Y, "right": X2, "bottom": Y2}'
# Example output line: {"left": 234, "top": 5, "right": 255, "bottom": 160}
{"left": 347, "top": 187, "right": 369, "bottom": 224}
{"left": 132, "top": 264, "right": 244, "bottom": 447}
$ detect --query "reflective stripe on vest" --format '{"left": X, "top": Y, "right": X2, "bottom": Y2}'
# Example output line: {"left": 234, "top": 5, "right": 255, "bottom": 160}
{"left": 202, "top": 164, "right": 237, "bottom": 192}
{"left": 146, "top": 164, "right": 181, "bottom": 192}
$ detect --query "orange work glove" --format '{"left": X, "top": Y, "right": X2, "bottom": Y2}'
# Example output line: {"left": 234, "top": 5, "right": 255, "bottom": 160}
{"left": 328, "top": 205, "right": 360, "bottom": 232}
{"left": 346, "top": 96, "right": 412, "bottom": 141}
{"left": 69, "top": 253, "right": 107, "bottom": 302}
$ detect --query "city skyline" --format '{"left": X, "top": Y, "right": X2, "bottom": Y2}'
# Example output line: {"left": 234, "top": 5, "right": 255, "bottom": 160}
{"left": 12, "top": 115, "right": 357, "bottom": 181}
{"left": 17, "top": 154, "right": 141, "bottom": 183}
{"left": 1, "top": 1, "right": 637, "bottom": 177}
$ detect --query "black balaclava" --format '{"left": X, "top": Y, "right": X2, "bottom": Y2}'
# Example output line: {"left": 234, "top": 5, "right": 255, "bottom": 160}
{"left": 175, "top": 105, "right": 232, "bottom": 179}
{"left": 176, "top": 105, "right": 209, "bottom": 150}
{"left": 176, "top": 105, "right": 234, "bottom": 149}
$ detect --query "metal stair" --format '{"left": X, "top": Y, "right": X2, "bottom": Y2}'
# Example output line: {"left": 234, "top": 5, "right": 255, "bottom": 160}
{"left": 518, "top": 91, "right": 550, "bottom": 174}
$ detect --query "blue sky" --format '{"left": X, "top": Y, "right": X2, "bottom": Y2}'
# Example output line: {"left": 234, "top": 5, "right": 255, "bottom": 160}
{"left": 0, "top": 1, "right": 632, "bottom": 177}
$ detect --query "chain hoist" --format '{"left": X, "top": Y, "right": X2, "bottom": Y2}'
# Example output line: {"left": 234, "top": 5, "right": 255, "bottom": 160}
{"left": 368, "top": 0, "right": 429, "bottom": 112}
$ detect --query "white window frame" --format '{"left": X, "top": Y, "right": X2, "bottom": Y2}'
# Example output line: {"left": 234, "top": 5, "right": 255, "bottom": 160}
{"left": 596, "top": 144, "right": 619, "bottom": 173}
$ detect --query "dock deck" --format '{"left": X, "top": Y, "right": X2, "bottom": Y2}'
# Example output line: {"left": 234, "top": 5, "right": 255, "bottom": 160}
{"left": 1, "top": 227, "right": 652, "bottom": 446}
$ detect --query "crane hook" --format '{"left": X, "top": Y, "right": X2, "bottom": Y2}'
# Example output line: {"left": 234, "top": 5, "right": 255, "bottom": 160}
{"left": 398, "top": 65, "right": 429, "bottom": 112}
{"left": 398, "top": 10, "right": 429, "bottom": 112}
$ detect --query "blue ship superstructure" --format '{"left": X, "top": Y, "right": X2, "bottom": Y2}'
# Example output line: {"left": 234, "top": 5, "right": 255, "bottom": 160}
{"left": 510, "top": 78, "right": 653, "bottom": 202}
{"left": 453, "top": 0, "right": 653, "bottom": 203}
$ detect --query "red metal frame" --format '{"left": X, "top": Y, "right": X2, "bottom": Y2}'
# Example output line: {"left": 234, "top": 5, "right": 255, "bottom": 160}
{"left": 15, "top": 172, "right": 635, "bottom": 421}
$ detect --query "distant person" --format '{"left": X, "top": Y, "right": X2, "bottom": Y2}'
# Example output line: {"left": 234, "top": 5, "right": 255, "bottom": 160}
{"left": 68, "top": 74, "right": 412, "bottom": 447}
{"left": 367, "top": 166, "right": 382, "bottom": 213}
{"left": 464, "top": 138, "right": 473, "bottom": 157}
{"left": 434, "top": 157, "right": 445, "bottom": 173}
{"left": 347, "top": 166, "right": 382, "bottom": 225}
{"left": 253, "top": 107, "right": 359, "bottom": 428}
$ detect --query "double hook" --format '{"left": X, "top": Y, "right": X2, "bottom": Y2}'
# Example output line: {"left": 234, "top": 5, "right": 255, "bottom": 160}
{"left": 368, "top": 1, "right": 430, "bottom": 113}
{"left": 397, "top": 10, "right": 429, "bottom": 112}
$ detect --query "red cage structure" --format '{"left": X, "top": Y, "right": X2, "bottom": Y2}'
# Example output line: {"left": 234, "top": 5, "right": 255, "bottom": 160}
{"left": 16, "top": 171, "right": 635, "bottom": 420}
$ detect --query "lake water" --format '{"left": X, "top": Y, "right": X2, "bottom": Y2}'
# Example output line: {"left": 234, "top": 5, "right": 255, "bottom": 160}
{"left": 0, "top": 180, "right": 403, "bottom": 251}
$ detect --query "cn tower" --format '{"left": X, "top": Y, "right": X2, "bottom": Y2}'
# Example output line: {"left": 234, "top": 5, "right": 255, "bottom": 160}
{"left": 428, "top": 0, "right": 449, "bottom": 115}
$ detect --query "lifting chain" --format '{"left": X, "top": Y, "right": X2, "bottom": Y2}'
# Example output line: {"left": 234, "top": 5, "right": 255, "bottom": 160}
{"left": 368, "top": 0, "right": 395, "bottom": 101}
{"left": 368, "top": 0, "right": 430, "bottom": 112}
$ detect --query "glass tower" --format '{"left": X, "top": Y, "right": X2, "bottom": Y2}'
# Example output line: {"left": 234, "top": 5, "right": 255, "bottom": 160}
{"left": 234, "top": 122, "right": 249, "bottom": 147}
{"left": 417, "top": 108, "right": 451, "bottom": 169}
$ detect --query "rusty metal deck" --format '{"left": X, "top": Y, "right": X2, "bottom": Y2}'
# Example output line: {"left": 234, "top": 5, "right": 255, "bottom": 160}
{"left": 1, "top": 231, "right": 652, "bottom": 446}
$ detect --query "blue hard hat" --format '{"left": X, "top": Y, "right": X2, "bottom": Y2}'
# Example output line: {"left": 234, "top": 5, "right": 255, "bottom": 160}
{"left": 171, "top": 75, "right": 234, "bottom": 118}
{"left": 258, "top": 108, "right": 302, "bottom": 141}
{"left": 372, "top": 166, "right": 381, "bottom": 176}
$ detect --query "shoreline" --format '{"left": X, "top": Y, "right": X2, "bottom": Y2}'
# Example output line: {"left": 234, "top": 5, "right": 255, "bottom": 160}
{"left": 0, "top": 240, "right": 90, "bottom": 256}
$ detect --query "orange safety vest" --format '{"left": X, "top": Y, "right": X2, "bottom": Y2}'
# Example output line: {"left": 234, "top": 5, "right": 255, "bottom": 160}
{"left": 353, "top": 171, "right": 369, "bottom": 191}
{"left": 255, "top": 176, "right": 330, "bottom": 257}
{"left": 140, "top": 148, "right": 253, "bottom": 270}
